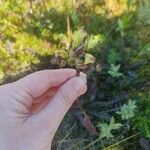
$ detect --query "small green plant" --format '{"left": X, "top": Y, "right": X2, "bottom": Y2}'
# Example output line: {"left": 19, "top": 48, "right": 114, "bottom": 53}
{"left": 139, "top": 43, "right": 150, "bottom": 56}
{"left": 116, "top": 13, "right": 132, "bottom": 36}
{"left": 51, "top": 29, "right": 96, "bottom": 69}
{"left": 116, "top": 99, "right": 137, "bottom": 120}
{"left": 107, "top": 49, "right": 120, "bottom": 65}
{"left": 51, "top": 29, "right": 97, "bottom": 135}
{"left": 87, "top": 34, "right": 104, "bottom": 49}
{"left": 134, "top": 92, "right": 150, "bottom": 138}
{"left": 135, "top": 112, "right": 150, "bottom": 138}
{"left": 97, "top": 117, "right": 122, "bottom": 139}
{"left": 72, "top": 29, "right": 87, "bottom": 49}
{"left": 108, "top": 64, "right": 123, "bottom": 78}
{"left": 138, "top": 0, "right": 150, "bottom": 25}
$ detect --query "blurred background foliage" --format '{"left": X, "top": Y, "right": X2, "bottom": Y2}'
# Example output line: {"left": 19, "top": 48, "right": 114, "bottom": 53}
{"left": 0, "top": 0, "right": 150, "bottom": 149}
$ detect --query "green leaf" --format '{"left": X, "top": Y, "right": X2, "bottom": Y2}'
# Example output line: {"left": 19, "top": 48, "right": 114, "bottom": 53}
{"left": 139, "top": 43, "right": 150, "bottom": 55}
{"left": 97, "top": 117, "right": 122, "bottom": 139}
{"left": 138, "top": 0, "right": 150, "bottom": 25}
{"left": 72, "top": 29, "right": 87, "bottom": 48}
{"left": 107, "top": 49, "right": 120, "bottom": 64}
{"left": 84, "top": 53, "right": 96, "bottom": 65}
{"left": 87, "top": 35, "right": 104, "bottom": 49}
{"left": 109, "top": 117, "right": 122, "bottom": 130}
{"left": 118, "top": 19, "right": 123, "bottom": 30}
{"left": 108, "top": 64, "right": 123, "bottom": 78}
{"left": 134, "top": 92, "right": 150, "bottom": 138}
{"left": 116, "top": 99, "right": 137, "bottom": 120}
{"left": 128, "top": 0, "right": 135, "bottom": 6}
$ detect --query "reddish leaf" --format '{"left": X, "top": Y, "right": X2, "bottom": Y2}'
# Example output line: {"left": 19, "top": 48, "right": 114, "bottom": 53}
{"left": 82, "top": 114, "right": 97, "bottom": 135}
{"left": 75, "top": 109, "right": 97, "bottom": 135}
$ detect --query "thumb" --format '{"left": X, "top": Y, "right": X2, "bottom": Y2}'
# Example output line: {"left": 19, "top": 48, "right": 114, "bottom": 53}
{"left": 32, "top": 73, "right": 87, "bottom": 132}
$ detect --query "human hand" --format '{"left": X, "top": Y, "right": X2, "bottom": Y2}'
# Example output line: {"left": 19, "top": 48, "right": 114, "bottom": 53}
{"left": 0, "top": 69, "right": 87, "bottom": 150}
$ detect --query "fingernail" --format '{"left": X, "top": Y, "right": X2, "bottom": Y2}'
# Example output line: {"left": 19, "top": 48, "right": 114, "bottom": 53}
{"left": 73, "top": 76, "right": 87, "bottom": 95}
{"left": 79, "top": 72, "right": 87, "bottom": 85}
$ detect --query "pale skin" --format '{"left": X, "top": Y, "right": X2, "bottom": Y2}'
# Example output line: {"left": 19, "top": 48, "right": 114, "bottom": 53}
{"left": 0, "top": 69, "right": 87, "bottom": 150}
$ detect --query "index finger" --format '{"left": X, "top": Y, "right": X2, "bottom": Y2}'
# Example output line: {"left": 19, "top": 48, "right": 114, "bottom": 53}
{"left": 14, "top": 69, "right": 76, "bottom": 97}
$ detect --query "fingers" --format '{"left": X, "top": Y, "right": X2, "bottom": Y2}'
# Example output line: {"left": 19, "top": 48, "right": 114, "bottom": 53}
{"left": 31, "top": 87, "right": 59, "bottom": 113}
{"left": 13, "top": 69, "right": 76, "bottom": 97}
{"left": 31, "top": 73, "right": 87, "bottom": 133}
